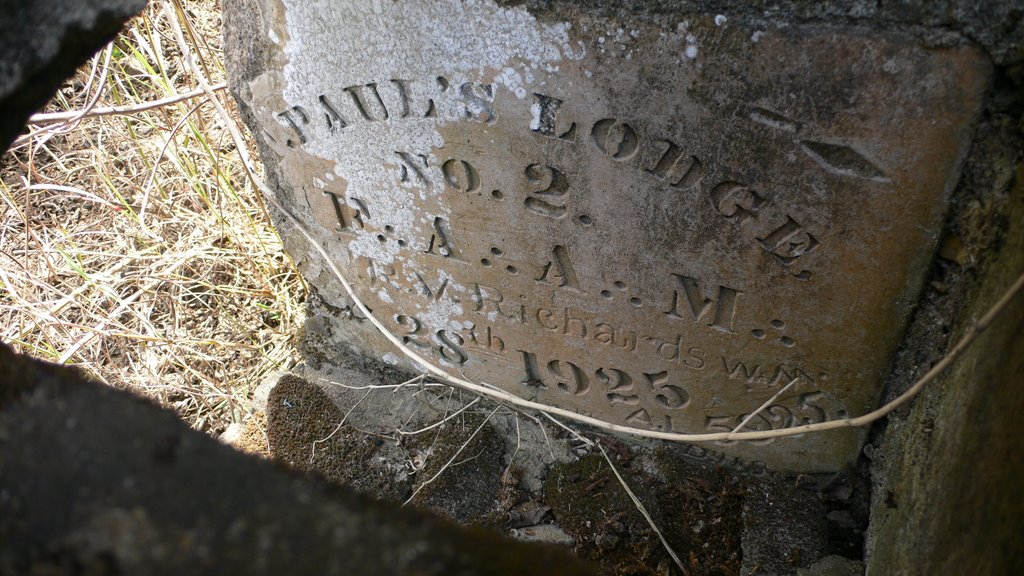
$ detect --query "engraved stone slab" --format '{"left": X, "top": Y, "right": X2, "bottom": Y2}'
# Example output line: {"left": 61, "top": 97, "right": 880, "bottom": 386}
{"left": 229, "top": 1, "right": 988, "bottom": 472}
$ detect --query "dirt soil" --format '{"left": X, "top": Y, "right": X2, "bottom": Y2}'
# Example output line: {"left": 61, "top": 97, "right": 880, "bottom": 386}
{"left": 240, "top": 362, "right": 868, "bottom": 576}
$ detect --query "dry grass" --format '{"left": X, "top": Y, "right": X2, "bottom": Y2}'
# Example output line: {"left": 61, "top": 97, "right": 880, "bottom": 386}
{"left": 0, "top": 0, "right": 305, "bottom": 434}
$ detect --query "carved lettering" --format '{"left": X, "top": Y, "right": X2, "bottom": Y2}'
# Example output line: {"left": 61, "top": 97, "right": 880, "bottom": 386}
{"left": 642, "top": 334, "right": 708, "bottom": 370}
{"left": 644, "top": 370, "right": 689, "bottom": 409}
{"left": 436, "top": 330, "right": 468, "bottom": 365}
{"left": 682, "top": 444, "right": 768, "bottom": 475}
{"left": 349, "top": 198, "right": 371, "bottom": 227}
{"left": 432, "top": 76, "right": 450, "bottom": 117}
{"left": 705, "top": 392, "right": 839, "bottom": 444}
{"left": 322, "top": 189, "right": 368, "bottom": 233}
{"left": 561, "top": 308, "right": 587, "bottom": 339}
{"left": 395, "top": 314, "right": 429, "bottom": 350}
{"left": 413, "top": 272, "right": 450, "bottom": 302}
{"left": 536, "top": 308, "right": 559, "bottom": 331}
{"left": 722, "top": 357, "right": 759, "bottom": 382}
{"left": 519, "top": 350, "right": 547, "bottom": 388}
{"left": 442, "top": 158, "right": 481, "bottom": 194}
{"left": 706, "top": 181, "right": 820, "bottom": 277}
{"left": 291, "top": 75, "right": 504, "bottom": 138}
{"left": 625, "top": 409, "right": 674, "bottom": 431}
{"left": 425, "top": 216, "right": 462, "bottom": 259}
{"left": 389, "top": 79, "right": 415, "bottom": 118}
{"left": 757, "top": 216, "right": 820, "bottom": 266}
{"left": 646, "top": 139, "right": 703, "bottom": 189}
{"left": 706, "top": 406, "right": 796, "bottom": 446}
{"left": 685, "top": 347, "right": 706, "bottom": 370}
{"left": 773, "top": 365, "right": 816, "bottom": 388}
{"left": 521, "top": 350, "right": 692, "bottom": 430}
{"left": 795, "top": 392, "right": 828, "bottom": 424}
{"left": 293, "top": 78, "right": 823, "bottom": 290}
{"left": 322, "top": 189, "right": 348, "bottom": 232}
{"left": 466, "top": 324, "right": 505, "bottom": 355}
{"left": 472, "top": 283, "right": 525, "bottom": 323}
{"left": 664, "top": 274, "right": 741, "bottom": 333}
{"left": 276, "top": 106, "right": 309, "bottom": 148}
{"left": 395, "top": 314, "right": 469, "bottom": 364}
{"left": 646, "top": 334, "right": 683, "bottom": 362}
{"left": 317, "top": 95, "right": 347, "bottom": 133}
{"left": 343, "top": 82, "right": 390, "bottom": 121}
{"left": 721, "top": 357, "right": 817, "bottom": 388}
{"left": 627, "top": 409, "right": 653, "bottom": 427}
{"left": 591, "top": 118, "right": 639, "bottom": 161}
{"left": 598, "top": 368, "right": 691, "bottom": 411}
{"left": 596, "top": 368, "right": 637, "bottom": 405}
{"left": 530, "top": 93, "right": 576, "bottom": 141}
{"left": 353, "top": 255, "right": 395, "bottom": 289}
{"left": 395, "top": 151, "right": 431, "bottom": 188}
{"left": 547, "top": 359, "right": 590, "bottom": 396}
{"left": 536, "top": 245, "right": 582, "bottom": 291}
{"left": 524, "top": 163, "right": 569, "bottom": 219}
{"left": 594, "top": 322, "right": 638, "bottom": 352}
{"left": 460, "top": 82, "right": 496, "bottom": 123}
{"left": 709, "top": 182, "right": 765, "bottom": 225}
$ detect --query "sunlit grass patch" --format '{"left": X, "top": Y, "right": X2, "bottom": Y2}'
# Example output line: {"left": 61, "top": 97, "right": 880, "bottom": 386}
{"left": 0, "top": 0, "right": 305, "bottom": 434}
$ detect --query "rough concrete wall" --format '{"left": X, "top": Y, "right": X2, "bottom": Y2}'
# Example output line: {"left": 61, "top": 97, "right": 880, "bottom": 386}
{"left": 0, "top": 0, "right": 147, "bottom": 150}
{"left": 864, "top": 90, "right": 1024, "bottom": 572}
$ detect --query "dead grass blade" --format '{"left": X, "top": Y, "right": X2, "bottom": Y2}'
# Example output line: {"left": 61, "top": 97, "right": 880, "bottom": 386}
{"left": 0, "top": 0, "right": 304, "bottom": 433}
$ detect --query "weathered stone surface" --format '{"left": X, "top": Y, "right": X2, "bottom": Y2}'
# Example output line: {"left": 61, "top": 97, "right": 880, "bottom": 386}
{"left": 227, "top": 0, "right": 990, "bottom": 472}
{"left": 0, "top": 0, "right": 147, "bottom": 150}
{"left": 0, "top": 342, "right": 597, "bottom": 576}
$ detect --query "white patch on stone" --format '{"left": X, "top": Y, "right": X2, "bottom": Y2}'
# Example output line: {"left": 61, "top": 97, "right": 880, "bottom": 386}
{"left": 282, "top": 0, "right": 580, "bottom": 85}
{"left": 277, "top": 0, "right": 582, "bottom": 275}
{"left": 685, "top": 33, "right": 699, "bottom": 59}
{"left": 412, "top": 271, "right": 465, "bottom": 332}
{"left": 714, "top": 14, "right": 727, "bottom": 26}
{"left": 529, "top": 101, "right": 542, "bottom": 131}
{"left": 752, "top": 31, "right": 765, "bottom": 43}
{"left": 382, "top": 352, "right": 400, "bottom": 366}
{"left": 500, "top": 68, "right": 528, "bottom": 100}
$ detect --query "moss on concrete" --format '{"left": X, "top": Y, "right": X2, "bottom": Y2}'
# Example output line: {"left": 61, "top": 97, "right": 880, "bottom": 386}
{"left": 406, "top": 410, "right": 509, "bottom": 526}
{"left": 267, "top": 374, "right": 414, "bottom": 502}
{"left": 866, "top": 137, "right": 1024, "bottom": 574}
